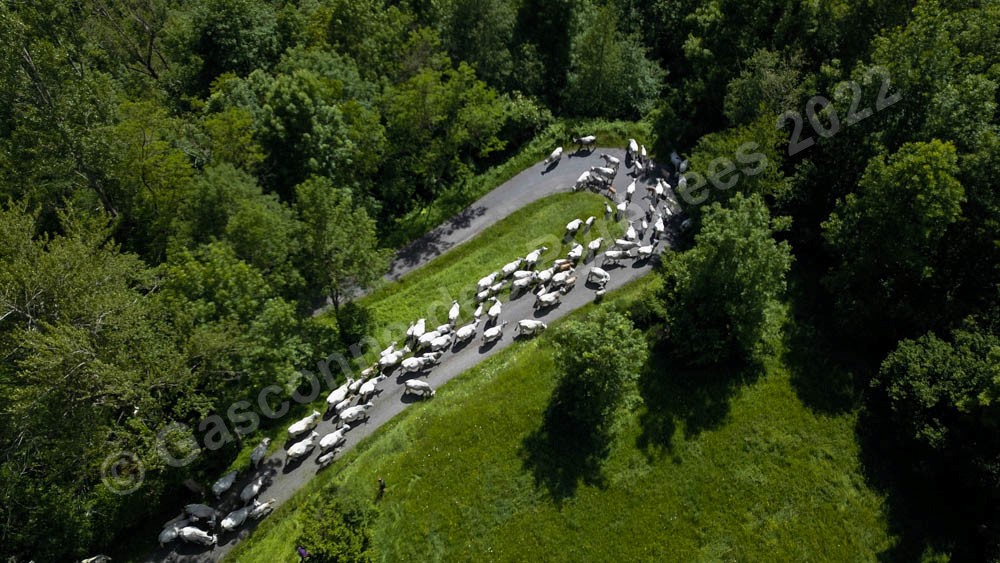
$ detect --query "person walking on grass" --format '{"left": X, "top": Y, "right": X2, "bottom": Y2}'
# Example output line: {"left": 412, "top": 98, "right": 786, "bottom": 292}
{"left": 377, "top": 476, "right": 386, "bottom": 501}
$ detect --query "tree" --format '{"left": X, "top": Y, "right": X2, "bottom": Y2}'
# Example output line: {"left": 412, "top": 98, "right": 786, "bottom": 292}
{"left": 0, "top": 204, "right": 192, "bottom": 561}
{"left": 441, "top": 0, "right": 516, "bottom": 90}
{"left": 562, "top": 4, "right": 665, "bottom": 119}
{"left": 297, "top": 494, "right": 378, "bottom": 563}
{"left": 723, "top": 49, "right": 805, "bottom": 126}
{"left": 380, "top": 60, "right": 505, "bottom": 215}
{"left": 823, "top": 140, "right": 964, "bottom": 344}
{"left": 550, "top": 308, "right": 648, "bottom": 432}
{"left": 167, "top": 0, "right": 281, "bottom": 95}
{"left": 295, "top": 177, "right": 391, "bottom": 309}
{"left": 660, "top": 193, "right": 792, "bottom": 365}
{"left": 872, "top": 326, "right": 1000, "bottom": 557}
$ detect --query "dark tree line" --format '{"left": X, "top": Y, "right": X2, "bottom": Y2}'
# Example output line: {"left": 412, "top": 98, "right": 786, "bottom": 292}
{"left": 0, "top": 0, "right": 997, "bottom": 560}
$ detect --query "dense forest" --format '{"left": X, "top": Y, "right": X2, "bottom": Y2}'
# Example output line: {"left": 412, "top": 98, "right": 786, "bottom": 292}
{"left": 0, "top": 0, "right": 997, "bottom": 561}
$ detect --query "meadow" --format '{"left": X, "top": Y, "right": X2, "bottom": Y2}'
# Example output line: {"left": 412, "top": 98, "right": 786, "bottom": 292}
{"left": 228, "top": 274, "right": 894, "bottom": 562}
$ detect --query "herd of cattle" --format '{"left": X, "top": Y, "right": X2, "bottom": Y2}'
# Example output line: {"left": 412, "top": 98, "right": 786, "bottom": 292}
{"left": 149, "top": 136, "right": 685, "bottom": 555}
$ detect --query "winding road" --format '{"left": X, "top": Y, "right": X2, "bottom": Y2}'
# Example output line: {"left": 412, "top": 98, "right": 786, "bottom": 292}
{"left": 147, "top": 147, "right": 683, "bottom": 562}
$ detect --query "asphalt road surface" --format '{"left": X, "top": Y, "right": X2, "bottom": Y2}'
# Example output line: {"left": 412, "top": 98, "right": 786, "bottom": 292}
{"left": 147, "top": 147, "right": 683, "bottom": 562}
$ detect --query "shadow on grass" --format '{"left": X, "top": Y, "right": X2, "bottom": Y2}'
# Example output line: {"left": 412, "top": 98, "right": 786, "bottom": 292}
{"left": 635, "top": 342, "right": 765, "bottom": 457}
{"left": 782, "top": 316, "right": 859, "bottom": 414}
{"left": 855, "top": 405, "right": 1000, "bottom": 562}
{"left": 520, "top": 386, "right": 610, "bottom": 503}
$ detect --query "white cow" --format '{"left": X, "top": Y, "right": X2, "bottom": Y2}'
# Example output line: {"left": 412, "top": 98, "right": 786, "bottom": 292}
{"left": 543, "top": 146, "right": 563, "bottom": 166}
{"left": 487, "top": 297, "right": 502, "bottom": 323}
{"left": 588, "top": 238, "right": 604, "bottom": 252}
{"left": 286, "top": 431, "right": 319, "bottom": 462}
{"left": 616, "top": 200, "right": 628, "bottom": 220}
{"left": 316, "top": 449, "right": 341, "bottom": 469}
{"left": 614, "top": 239, "right": 639, "bottom": 250}
{"left": 221, "top": 505, "right": 252, "bottom": 532}
{"left": 473, "top": 301, "right": 484, "bottom": 321}
{"left": 287, "top": 411, "right": 321, "bottom": 439}
{"left": 179, "top": 526, "right": 216, "bottom": 546}
{"left": 590, "top": 166, "right": 615, "bottom": 179}
{"left": 319, "top": 426, "right": 349, "bottom": 451}
{"left": 512, "top": 275, "right": 534, "bottom": 293}
{"left": 501, "top": 258, "right": 523, "bottom": 278}
{"left": 551, "top": 268, "right": 575, "bottom": 288}
{"left": 603, "top": 250, "right": 629, "bottom": 266}
{"left": 573, "top": 135, "right": 597, "bottom": 150}
{"left": 379, "top": 346, "right": 408, "bottom": 372}
{"left": 635, "top": 243, "right": 657, "bottom": 260}
{"left": 605, "top": 202, "right": 613, "bottom": 217}
{"left": 332, "top": 397, "right": 351, "bottom": 416}
{"left": 340, "top": 402, "right": 374, "bottom": 425}
{"left": 250, "top": 438, "right": 271, "bottom": 469}
{"left": 626, "top": 179, "right": 636, "bottom": 201}
{"left": 406, "top": 318, "right": 426, "bottom": 342}
{"left": 567, "top": 243, "right": 584, "bottom": 262}
{"left": 428, "top": 332, "right": 453, "bottom": 352}
{"left": 627, "top": 138, "right": 639, "bottom": 159}
{"left": 587, "top": 267, "right": 611, "bottom": 287}
{"left": 454, "top": 319, "right": 480, "bottom": 343}
{"left": 211, "top": 470, "right": 238, "bottom": 498}
{"left": 625, "top": 222, "right": 638, "bottom": 241}
{"left": 240, "top": 473, "right": 268, "bottom": 505}
{"left": 249, "top": 498, "right": 277, "bottom": 520}
{"left": 574, "top": 170, "right": 593, "bottom": 192}
{"left": 584, "top": 215, "right": 596, "bottom": 230}
{"left": 481, "top": 320, "right": 508, "bottom": 343}
{"left": 448, "top": 300, "right": 460, "bottom": 326}
{"left": 404, "top": 379, "right": 436, "bottom": 398}
{"left": 534, "top": 291, "right": 561, "bottom": 309}
{"left": 325, "top": 380, "right": 353, "bottom": 410}
{"left": 477, "top": 271, "right": 499, "bottom": 292}
{"left": 565, "top": 218, "right": 583, "bottom": 234}
{"left": 600, "top": 153, "right": 621, "bottom": 170}
{"left": 524, "top": 246, "right": 547, "bottom": 268}
{"left": 358, "top": 375, "right": 385, "bottom": 401}
{"left": 185, "top": 504, "right": 217, "bottom": 522}
{"left": 512, "top": 270, "right": 534, "bottom": 280}
{"left": 516, "top": 319, "right": 547, "bottom": 336}
{"left": 536, "top": 267, "right": 555, "bottom": 284}
{"left": 379, "top": 341, "right": 398, "bottom": 358}
{"left": 158, "top": 518, "right": 190, "bottom": 547}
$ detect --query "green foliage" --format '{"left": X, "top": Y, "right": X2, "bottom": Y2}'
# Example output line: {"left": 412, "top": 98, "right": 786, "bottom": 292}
{"left": 380, "top": 60, "right": 506, "bottom": 215}
{"left": 295, "top": 176, "right": 391, "bottom": 309}
{"left": 297, "top": 494, "right": 379, "bottom": 563}
{"left": 660, "top": 193, "right": 792, "bottom": 365}
{"left": 551, "top": 308, "right": 647, "bottom": 432}
{"left": 823, "top": 140, "right": 964, "bottom": 343}
{"left": 723, "top": 49, "right": 806, "bottom": 126}
{"left": 0, "top": 204, "right": 191, "bottom": 561}
{"left": 876, "top": 327, "right": 1000, "bottom": 454}
{"left": 562, "top": 5, "right": 665, "bottom": 119}
{"left": 169, "top": 0, "right": 282, "bottom": 95}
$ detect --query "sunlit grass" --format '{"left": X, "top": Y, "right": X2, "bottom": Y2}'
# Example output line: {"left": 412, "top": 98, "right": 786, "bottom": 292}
{"left": 228, "top": 274, "right": 893, "bottom": 562}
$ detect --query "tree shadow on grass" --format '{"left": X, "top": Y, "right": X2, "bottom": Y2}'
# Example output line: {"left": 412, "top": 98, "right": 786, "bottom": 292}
{"left": 635, "top": 342, "right": 765, "bottom": 458}
{"left": 520, "top": 386, "right": 610, "bottom": 504}
{"left": 783, "top": 315, "right": 859, "bottom": 414}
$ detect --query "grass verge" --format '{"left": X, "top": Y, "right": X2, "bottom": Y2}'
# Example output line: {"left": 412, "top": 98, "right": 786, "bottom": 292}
{"left": 228, "top": 273, "right": 893, "bottom": 562}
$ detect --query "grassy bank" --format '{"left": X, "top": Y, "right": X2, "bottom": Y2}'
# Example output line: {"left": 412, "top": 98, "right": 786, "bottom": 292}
{"left": 348, "top": 191, "right": 624, "bottom": 364}
{"left": 229, "top": 273, "right": 893, "bottom": 562}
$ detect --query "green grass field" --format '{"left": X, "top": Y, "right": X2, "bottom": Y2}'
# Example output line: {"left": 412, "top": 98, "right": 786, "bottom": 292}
{"left": 227, "top": 275, "right": 894, "bottom": 562}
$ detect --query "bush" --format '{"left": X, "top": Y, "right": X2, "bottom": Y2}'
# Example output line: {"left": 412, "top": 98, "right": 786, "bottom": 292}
{"left": 297, "top": 493, "right": 379, "bottom": 563}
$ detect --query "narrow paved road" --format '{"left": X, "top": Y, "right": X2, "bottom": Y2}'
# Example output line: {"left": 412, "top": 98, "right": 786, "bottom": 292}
{"left": 148, "top": 148, "right": 683, "bottom": 562}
